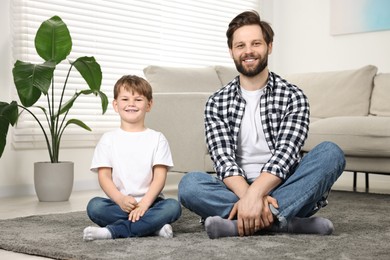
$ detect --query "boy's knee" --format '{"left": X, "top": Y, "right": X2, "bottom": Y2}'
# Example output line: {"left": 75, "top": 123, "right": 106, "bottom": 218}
{"left": 86, "top": 197, "right": 102, "bottom": 219}
{"left": 165, "top": 198, "right": 182, "bottom": 219}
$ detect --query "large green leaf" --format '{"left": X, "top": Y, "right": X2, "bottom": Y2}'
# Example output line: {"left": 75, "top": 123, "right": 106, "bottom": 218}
{"left": 73, "top": 57, "right": 102, "bottom": 91}
{"left": 13, "top": 60, "right": 55, "bottom": 107}
{"left": 58, "top": 92, "right": 80, "bottom": 116}
{"left": 0, "top": 116, "right": 10, "bottom": 157}
{"left": 66, "top": 119, "right": 92, "bottom": 131}
{"left": 0, "top": 101, "right": 18, "bottom": 157}
{"left": 98, "top": 91, "right": 109, "bottom": 114}
{"left": 58, "top": 89, "right": 107, "bottom": 116}
{"left": 35, "top": 15, "right": 72, "bottom": 64}
{"left": 0, "top": 101, "right": 19, "bottom": 126}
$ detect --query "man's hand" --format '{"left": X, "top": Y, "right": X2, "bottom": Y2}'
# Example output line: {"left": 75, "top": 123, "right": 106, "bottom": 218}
{"left": 237, "top": 191, "right": 262, "bottom": 236}
{"left": 224, "top": 172, "right": 281, "bottom": 236}
{"left": 260, "top": 196, "right": 278, "bottom": 229}
{"left": 229, "top": 194, "right": 278, "bottom": 236}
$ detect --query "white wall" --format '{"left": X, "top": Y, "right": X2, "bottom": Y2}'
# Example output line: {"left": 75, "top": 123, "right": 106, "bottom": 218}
{"left": 1, "top": 0, "right": 389, "bottom": 197}
{"left": 268, "top": 0, "right": 390, "bottom": 75}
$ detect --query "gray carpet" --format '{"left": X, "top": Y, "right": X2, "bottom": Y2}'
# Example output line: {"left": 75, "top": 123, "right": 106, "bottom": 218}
{"left": 0, "top": 190, "right": 389, "bottom": 260}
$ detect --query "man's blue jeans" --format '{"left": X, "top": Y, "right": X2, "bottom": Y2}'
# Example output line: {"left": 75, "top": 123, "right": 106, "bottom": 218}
{"left": 86, "top": 197, "right": 181, "bottom": 238}
{"left": 178, "top": 141, "right": 345, "bottom": 228}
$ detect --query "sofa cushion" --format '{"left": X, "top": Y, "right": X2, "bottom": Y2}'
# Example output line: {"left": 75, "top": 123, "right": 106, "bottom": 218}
{"left": 143, "top": 65, "right": 222, "bottom": 93}
{"left": 370, "top": 73, "right": 390, "bottom": 116}
{"left": 285, "top": 65, "right": 378, "bottom": 118}
{"left": 303, "top": 116, "right": 390, "bottom": 157}
{"left": 214, "top": 66, "right": 239, "bottom": 85}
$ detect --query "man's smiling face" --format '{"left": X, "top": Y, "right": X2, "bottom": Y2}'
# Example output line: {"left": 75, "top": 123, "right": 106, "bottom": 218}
{"left": 230, "top": 24, "right": 272, "bottom": 77}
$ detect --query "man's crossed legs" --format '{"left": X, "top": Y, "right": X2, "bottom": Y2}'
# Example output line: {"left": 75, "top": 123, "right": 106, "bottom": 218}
{"left": 178, "top": 142, "right": 345, "bottom": 239}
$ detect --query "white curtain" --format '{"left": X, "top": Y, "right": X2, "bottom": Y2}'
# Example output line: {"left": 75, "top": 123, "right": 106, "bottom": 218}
{"left": 11, "top": 0, "right": 259, "bottom": 149}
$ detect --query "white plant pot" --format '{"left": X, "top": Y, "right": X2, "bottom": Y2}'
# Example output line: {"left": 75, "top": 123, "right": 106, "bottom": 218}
{"left": 34, "top": 161, "right": 74, "bottom": 202}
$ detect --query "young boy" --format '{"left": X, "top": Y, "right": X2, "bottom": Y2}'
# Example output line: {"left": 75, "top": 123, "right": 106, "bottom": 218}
{"left": 83, "top": 75, "right": 181, "bottom": 241}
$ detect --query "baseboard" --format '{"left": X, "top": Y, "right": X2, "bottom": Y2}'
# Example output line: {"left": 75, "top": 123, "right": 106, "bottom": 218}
{"left": 0, "top": 184, "right": 35, "bottom": 198}
{"left": 0, "top": 172, "right": 185, "bottom": 198}
{"left": 0, "top": 180, "right": 100, "bottom": 198}
{"left": 1, "top": 171, "right": 387, "bottom": 198}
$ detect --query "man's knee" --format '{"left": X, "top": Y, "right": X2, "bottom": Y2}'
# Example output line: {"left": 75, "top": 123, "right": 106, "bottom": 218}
{"left": 317, "top": 141, "right": 346, "bottom": 167}
{"left": 178, "top": 172, "right": 202, "bottom": 201}
{"left": 178, "top": 171, "right": 212, "bottom": 206}
{"left": 316, "top": 141, "right": 346, "bottom": 180}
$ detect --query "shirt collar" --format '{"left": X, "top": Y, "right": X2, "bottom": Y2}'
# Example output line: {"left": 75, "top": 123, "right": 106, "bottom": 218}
{"left": 232, "top": 72, "right": 275, "bottom": 94}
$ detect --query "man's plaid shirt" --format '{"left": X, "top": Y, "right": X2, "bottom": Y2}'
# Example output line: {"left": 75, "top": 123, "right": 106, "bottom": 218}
{"left": 204, "top": 71, "right": 310, "bottom": 180}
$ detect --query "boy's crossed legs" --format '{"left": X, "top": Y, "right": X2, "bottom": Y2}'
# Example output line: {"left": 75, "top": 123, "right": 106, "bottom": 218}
{"left": 83, "top": 197, "right": 181, "bottom": 241}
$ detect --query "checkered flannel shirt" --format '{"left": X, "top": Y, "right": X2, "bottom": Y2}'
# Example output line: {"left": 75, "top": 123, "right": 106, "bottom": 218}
{"left": 204, "top": 71, "right": 310, "bottom": 180}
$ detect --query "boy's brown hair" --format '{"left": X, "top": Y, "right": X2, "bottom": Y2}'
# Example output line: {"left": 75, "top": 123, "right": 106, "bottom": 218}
{"left": 113, "top": 75, "right": 153, "bottom": 101}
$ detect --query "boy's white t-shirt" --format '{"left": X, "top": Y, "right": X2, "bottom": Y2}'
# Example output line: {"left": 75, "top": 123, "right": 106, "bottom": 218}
{"left": 90, "top": 128, "right": 173, "bottom": 202}
{"left": 237, "top": 87, "right": 272, "bottom": 181}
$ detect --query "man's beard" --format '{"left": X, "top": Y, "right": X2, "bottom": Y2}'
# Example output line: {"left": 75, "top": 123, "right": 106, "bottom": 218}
{"left": 233, "top": 53, "right": 268, "bottom": 77}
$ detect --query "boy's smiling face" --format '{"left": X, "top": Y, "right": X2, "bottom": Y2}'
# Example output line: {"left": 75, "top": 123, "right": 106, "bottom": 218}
{"left": 113, "top": 86, "right": 152, "bottom": 131}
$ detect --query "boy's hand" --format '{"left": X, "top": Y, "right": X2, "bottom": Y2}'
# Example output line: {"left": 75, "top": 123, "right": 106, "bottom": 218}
{"left": 128, "top": 203, "right": 148, "bottom": 222}
{"left": 119, "top": 195, "right": 138, "bottom": 213}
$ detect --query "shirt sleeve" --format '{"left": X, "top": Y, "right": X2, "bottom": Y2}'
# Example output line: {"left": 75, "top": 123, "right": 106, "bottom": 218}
{"left": 204, "top": 94, "right": 245, "bottom": 180}
{"left": 90, "top": 133, "right": 112, "bottom": 173}
{"left": 153, "top": 133, "right": 174, "bottom": 169}
{"left": 261, "top": 85, "right": 310, "bottom": 180}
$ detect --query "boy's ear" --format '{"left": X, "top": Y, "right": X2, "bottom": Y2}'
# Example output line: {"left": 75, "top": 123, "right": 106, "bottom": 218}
{"left": 147, "top": 99, "right": 153, "bottom": 112}
{"left": 112, "top": 99, "right": 119, "bottom": 112}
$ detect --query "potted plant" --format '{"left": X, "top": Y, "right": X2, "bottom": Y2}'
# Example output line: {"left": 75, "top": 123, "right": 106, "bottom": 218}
{"left": 0, "top": 16, "right": 108, "bottom": 201}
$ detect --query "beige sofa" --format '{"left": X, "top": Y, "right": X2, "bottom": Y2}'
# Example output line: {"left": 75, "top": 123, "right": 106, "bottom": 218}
{"left": 143, "top": 65, "right": 390, "bottom": 188}
{"left": 143, "top": 65, "right": 237, "bottom": 173}
{"left": 285, "top": 65, "right": 390, "bottom": 188}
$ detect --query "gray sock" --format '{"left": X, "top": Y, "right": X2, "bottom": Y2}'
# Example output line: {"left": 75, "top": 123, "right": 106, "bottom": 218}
{"left": 288, "top": 217, "right": 334, "bottom": 235}
{"left": 270, "top": 217, "right": 334, "bottom": 235}
{"left": 204, "top": 216, "right": 238, "bottom": 239}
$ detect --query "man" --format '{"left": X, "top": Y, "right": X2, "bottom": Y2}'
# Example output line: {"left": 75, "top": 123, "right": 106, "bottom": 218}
{"left": 178, "top": 10, "right": 346, "bottom": 239}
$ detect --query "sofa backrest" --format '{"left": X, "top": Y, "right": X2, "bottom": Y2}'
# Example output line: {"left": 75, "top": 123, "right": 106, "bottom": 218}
{"left": 370, "top": 73, "right": 390, "bottom": 117}
{"left": 285, "top": 65, "right": 378, "bottom": 118}
{"left": 143, "top": 65, "right": 223, "bottom": 93}
{"left": 214, "top": 65, "right": 239, "bottom": 85}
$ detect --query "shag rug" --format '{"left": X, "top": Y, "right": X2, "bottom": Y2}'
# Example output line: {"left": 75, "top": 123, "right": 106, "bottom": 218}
{"left": 0, "top": 190, "right": 389, "bottom": 260}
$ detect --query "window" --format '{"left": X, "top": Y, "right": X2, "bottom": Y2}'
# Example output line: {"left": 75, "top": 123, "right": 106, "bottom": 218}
{"left": 11, "top": 0, "right": 259, "bottom": 149}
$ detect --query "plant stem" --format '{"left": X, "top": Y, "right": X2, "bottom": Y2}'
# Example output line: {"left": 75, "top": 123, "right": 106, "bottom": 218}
{"left": 17, "top": 105, "right": 53, "bottom": 162}
{"left": 53, "top": 64, "right": 74, "bottom": 162}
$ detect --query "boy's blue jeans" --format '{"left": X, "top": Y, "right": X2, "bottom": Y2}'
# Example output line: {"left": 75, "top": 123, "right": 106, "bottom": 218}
{"left": 178, "top": 141, "right": 345, "bottom": 228}
{"left": 86, "top": 197, "right": 181, "bottom": 238}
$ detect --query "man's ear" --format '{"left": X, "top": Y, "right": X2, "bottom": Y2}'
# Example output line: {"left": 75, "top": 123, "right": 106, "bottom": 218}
{"left": 229, "top": 48, "right": 233, "bottom": 59}
{"left": 268, "top": 43, "right": 273, "bottom": 55}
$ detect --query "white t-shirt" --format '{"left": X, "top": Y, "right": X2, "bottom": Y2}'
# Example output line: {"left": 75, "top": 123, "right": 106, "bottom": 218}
{"left": 237, "top": 87, "right": 272, "bottom": 181}
{"left": 90, "top": 128, "right": 173, "bottom": 202}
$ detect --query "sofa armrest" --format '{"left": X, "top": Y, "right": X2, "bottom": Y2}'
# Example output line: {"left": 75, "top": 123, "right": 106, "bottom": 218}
{"left": 145, "top": 93, "right": 212, "bottom": 173}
